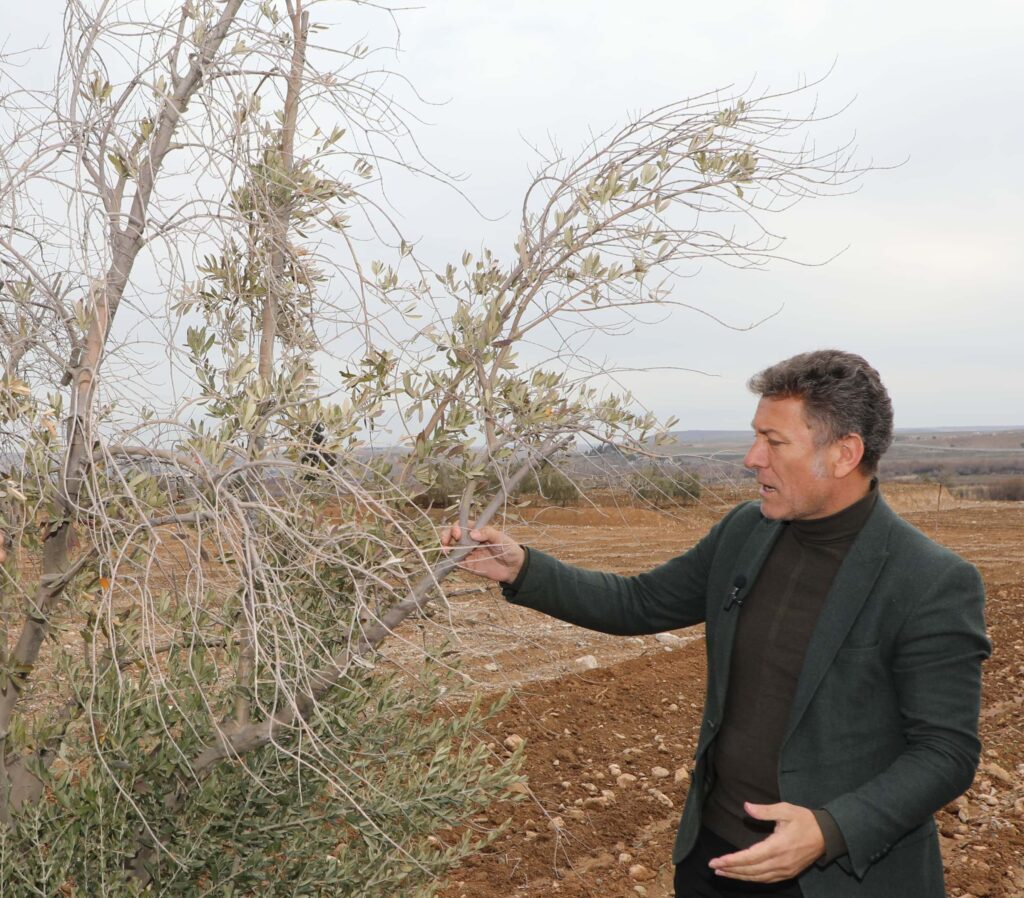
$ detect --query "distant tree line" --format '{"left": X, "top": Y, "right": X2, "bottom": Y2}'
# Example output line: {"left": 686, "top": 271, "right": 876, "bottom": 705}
{"left": 953, "top": 478, "right": 1024, "bottom": 502}
{"left": 880, "top": 458, "right": 1024, "bottom": 479}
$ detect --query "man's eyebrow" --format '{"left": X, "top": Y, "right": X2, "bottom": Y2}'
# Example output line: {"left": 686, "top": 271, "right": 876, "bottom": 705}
{"left": 750, "top": 423, "right": 784, "bottom": 436}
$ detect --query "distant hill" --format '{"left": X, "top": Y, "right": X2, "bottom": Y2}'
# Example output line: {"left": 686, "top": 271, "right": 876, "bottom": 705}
{"left": 651, "top": 426, "right": 1024, "bottom": 485}
{"left": 891, "top": 429, "right": 1024, "bottom": 452}
{"left": 665, "top": 426, "right": 1024, "bottom": 452}
{"left": 895, "top": 426, "right": 1024, "bottom": 433}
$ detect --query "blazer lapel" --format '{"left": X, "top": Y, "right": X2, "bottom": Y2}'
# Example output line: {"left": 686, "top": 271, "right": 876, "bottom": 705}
{"left": 782, "top": 496, "right": 896, "bottom": 744}
{"left": 711, "top": 514, "right": 782, "bottom": 712}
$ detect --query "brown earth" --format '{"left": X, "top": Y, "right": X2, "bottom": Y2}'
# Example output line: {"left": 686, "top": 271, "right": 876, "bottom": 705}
{"left": 396, "top": 484, "right": 1024, "bottom": 898}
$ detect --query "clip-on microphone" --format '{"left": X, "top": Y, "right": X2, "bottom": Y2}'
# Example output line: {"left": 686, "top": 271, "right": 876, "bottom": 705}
{"left": 723, "top": 574, "right": 748, "bottom": 611}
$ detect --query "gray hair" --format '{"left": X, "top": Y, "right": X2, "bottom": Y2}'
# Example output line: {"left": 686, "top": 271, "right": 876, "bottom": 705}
{"left": 748, "top": 350, "right": 894, "bottom": 474}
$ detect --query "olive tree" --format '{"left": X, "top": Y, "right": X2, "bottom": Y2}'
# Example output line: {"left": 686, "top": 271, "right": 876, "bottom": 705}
{"left": 0, "top": 1, "right": 863, "bottom": 893}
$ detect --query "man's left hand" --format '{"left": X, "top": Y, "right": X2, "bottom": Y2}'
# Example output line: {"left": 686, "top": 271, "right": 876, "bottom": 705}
{"left": 707, "top": 801, "right": 825, "bottom": 882}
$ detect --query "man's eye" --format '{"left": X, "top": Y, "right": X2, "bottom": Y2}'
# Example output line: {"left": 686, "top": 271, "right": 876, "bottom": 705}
{"left": 767, "top": 440, "right": 782, "bottom": 447}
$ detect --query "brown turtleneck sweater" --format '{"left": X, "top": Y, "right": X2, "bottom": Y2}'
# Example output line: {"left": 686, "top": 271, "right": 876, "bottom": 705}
{"left": 701, "top": 484, "right": 878, "bottom": 860}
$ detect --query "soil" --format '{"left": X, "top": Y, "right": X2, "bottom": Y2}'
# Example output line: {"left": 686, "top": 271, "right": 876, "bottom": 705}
{"left": 395, "top": 484, "right": 1024, "bottom": 898}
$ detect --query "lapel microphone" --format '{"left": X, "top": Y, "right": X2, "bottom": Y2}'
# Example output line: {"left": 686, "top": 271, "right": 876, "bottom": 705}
{"left": 723, "top": 574, "right": 748, "bottom": 612}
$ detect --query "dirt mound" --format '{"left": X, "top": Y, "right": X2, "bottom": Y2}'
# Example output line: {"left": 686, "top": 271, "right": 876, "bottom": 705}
{"left": 437, "top": 647, "right": 704, "bottom": 898}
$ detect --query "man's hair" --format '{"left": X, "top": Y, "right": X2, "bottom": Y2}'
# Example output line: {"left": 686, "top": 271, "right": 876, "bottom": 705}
{"left": 747, "top": 349, "right": 894, "bottom": 474}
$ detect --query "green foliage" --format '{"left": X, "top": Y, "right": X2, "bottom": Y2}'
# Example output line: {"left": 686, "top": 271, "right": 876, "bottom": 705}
{"left": 0, "top": 462, "right": 520, "bottom": 897}
{"left": 0, "top": 645, "right": 517, "bottom": 897}
{"left": 518, "top": 461, "right": 580, "bottom": 507}
{"left": 630, "top": 465, "right": 702, "bottom": 507}
{"left": 413, "top": 461, "right": 469, "bottom": 509}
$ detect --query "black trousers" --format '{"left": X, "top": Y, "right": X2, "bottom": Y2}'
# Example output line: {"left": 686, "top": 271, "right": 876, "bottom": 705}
{"left": 675, "top": 828, "right": 804, "bottom": 898}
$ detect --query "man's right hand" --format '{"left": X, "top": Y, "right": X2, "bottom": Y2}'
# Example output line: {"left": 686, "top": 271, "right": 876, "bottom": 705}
{"left": 441, "top": 524, "right": 525, "bottom": 584}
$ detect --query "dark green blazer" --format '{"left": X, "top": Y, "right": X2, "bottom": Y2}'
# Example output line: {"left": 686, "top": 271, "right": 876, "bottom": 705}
{"left": 507, "top": 495, "right": 990, "bottom": 898}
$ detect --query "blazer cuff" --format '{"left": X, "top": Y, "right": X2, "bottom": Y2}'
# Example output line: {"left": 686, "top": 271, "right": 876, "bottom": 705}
{"left": 500, "top": 545, "right": 531, "bottom": 598}
{"left": 813, "top": 808, "right": 848, "bottom": 867}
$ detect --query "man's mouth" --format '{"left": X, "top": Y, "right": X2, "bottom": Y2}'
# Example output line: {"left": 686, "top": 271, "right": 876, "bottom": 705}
{"left": 759, "top": 483, "right": 777, "bottom": 496}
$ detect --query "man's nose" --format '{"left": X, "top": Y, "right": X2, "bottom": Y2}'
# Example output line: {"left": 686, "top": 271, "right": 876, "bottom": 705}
{"left": 744, "top": 441, "right": 764, "bottom": 470}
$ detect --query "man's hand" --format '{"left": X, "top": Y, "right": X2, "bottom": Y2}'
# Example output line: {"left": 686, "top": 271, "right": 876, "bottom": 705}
{"left": 708, "top": 801, "right": 825, "bottom": 882}
{"left": 440, "top": 524, "right": 525, "bottom": 584}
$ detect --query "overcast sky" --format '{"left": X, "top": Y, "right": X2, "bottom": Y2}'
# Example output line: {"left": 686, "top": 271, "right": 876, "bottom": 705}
{"left": 12, "top": 0, "right": 1024, "bottom": 430}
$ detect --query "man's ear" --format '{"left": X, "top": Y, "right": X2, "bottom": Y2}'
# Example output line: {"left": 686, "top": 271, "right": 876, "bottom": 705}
{"left": 833, "top": 433, "right": 866, "bottom": 478}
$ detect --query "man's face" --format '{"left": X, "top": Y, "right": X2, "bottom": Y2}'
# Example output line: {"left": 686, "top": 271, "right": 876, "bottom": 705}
{"left": 744, "top": 396, "right": 847, "bottom": 521}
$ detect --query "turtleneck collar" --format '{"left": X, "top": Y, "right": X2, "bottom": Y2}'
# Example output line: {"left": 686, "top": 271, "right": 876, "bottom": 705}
{"left": 788, "top": 479, "right": 879, "bottom": 546}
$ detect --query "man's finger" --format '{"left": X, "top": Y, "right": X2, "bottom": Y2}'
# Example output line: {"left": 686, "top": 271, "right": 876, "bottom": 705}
{"left": 708, "top": 829, "right": 797, "bottom": 878}
{"left": 712, "top": 856, "right": 780, "bottom": 877}
{"left": 715, "top": 866, "right": 785, "bottom": 882}
{"left": 743, "top": 801, "right": 789, "bottom": 822}
{"left": 709, "top": 844, "right": 789, "bottom": 881}
{"left": 442, "top": 524, "right": 484, "bottom": 547}
{"left": 469, "top": 526, "right": 499, "bottom": 543}
{"left": 708, "top": 837, "right": 776, "bottom": 873}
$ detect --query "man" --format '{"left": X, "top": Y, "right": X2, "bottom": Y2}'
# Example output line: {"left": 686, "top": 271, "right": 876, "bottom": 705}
{"left": 443, "top": 350, "right": 990, "bottom": 897}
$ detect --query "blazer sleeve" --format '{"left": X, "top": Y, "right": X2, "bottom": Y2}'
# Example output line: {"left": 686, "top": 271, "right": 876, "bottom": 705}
{"left": 503, "top": 502, "right": 752, "bottom": 634}
{"left": 823, "top": 557, "right": 991, "bottom": 878}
